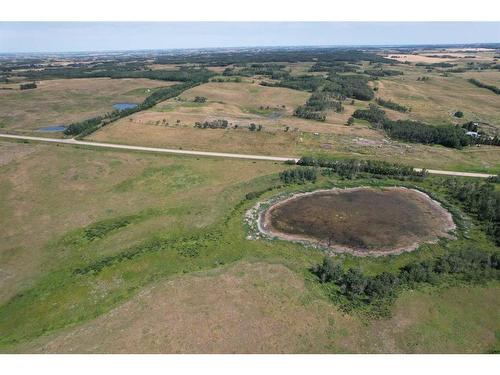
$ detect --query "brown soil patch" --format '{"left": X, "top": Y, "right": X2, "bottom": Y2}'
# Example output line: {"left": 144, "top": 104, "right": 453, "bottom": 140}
{"left": 260, "top": 187, "right": 455, "bottom": 256}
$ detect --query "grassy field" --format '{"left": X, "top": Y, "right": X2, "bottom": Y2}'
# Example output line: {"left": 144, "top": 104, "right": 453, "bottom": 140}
{"left": 12, "top": 261, "right": 500, "bottom": 354}
{"left": 0, "top": 140, "right": 284, "bottom": 304}
{"left": 374, "top": 66, "right": 500, "bottom": 128}
{"left": 0, "top": 140, "right": 498, "bottom": 353}
{"left": 0, "top": 78, "right": 170, "bottom": 133}
{"left": 81, "top": 72, "right": 500, "bottom": 174}
{"left": 0, "top": 50, "right": 499, "bottom": 354}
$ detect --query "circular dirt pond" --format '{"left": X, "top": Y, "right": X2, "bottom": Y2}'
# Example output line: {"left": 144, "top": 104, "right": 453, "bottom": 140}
{"left": 259, "top": 187, "right": 455, "bottom": 256}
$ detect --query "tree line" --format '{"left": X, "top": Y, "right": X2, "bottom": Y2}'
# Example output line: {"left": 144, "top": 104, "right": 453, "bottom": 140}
{"left": 364, "top": 69, "right": 404, "bottom": 77}
{"left": 153, "top": 49, "right": 394, "bottom": 66}
{"left": 297, "top": 156, "right": 426, "bottom": 179}
{"left": 375, "top": 97, "right": 410, "bottom": 112}
{"left": 468, "top": 78, "right": 500, "bottom": 95}
{"left": 416, "top": 62, "right": 456, "bottom": 68}
{"left": 352, "top": 104, "right": 471, "bottom": 149}
{"left": 18, "top": 64, "right": 215, "bottom": 83}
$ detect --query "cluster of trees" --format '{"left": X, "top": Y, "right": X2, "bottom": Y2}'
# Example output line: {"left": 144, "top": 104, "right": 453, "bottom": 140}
{"left": 223, "top": 64, "right": 289, "bottom": 79}
{"left": 305, "top": 92, "right": 344, "bottom": 112}
{"left": 64, "top": 116, "right": 103, "bottom": 137}
{"left": 19, "top": 82, "right": 37, "bottom": 90}
{"left": 325, "top": 74, "right": 374, "bottom": 101}
{"left": 468, "top": 78, "right": 500, "bottom": 95}
{"left": 65, "top": 81, "right": 200, "bottom": 136}
{"left": 297, "top": 156, "right": 425, "bottom": 179}
{"left": 462, "top": 121, "right": 479, "bottom": 132}
{"left": 249, "top": 123, "right": 263, "bottom": 131}
{"left": 444, "top": 179, "right": 500, "bottom": 245}
{"left": 194, "top": 119, "right": 229, "bottom": 129}
{"left": 417, "top": 76, "right": 431, "bottom": 81}
{"left": 309, "top": 61, "right": 359, "bottom": 73}
{"left": 211, "top": 77, "right": 242, "bottom": 83}
{"left": 352, "top": 104, "right": 387, "bottom": 123}
{"left": 279, "top": 167, "right": 317, "bottom": 184}
{"left": 352, "top": 105, "right": 471, "bottom": 149}
{"left": 293, "top": 106, "right": 326, "bottom": 121}
{"left": 463, "top": 61, "right": 500, "bottom": 71}
{"left": 375, "top": 97, "right": 410, "bottom": 112}
{"left": 263, "top": 74, "right": 325, "bottom": 92}
{"left": 312, "top": 249, "right": 499, "bottom": 307}
{"left": 265, "top": 73, "right": 374, "bottom": 101}
{"left": 293, "top": 92, "right": 344, "bottom": 122}
{"left": 384, "top": 120, "right": 471, "bottom": 149}
{"left": 193, "top": 96, "right": 207, "bottom": 103}
{"left": 364, "top": 69, "right": 404, "bottom": 77}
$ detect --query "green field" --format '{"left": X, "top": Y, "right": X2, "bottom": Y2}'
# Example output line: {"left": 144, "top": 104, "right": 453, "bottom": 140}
{"left": 0, "top": 140, "right": 498, "bottom": 353}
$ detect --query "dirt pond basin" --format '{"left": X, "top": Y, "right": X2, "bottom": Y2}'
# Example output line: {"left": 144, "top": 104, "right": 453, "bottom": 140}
{"left": 258, "top": 187, "right": 456, "bottom": 256}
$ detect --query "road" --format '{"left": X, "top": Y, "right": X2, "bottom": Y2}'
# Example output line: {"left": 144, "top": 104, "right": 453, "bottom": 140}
{"left": 0, "top": 133, "right": 496, "bottom": 178}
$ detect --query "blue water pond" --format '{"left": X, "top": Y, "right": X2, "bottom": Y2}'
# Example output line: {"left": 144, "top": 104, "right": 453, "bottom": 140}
{"left": 113, "top": 103, "right": 138, "bottom": 111}
{"left": 38, "top": 125, "right": 66, "bottom": 132}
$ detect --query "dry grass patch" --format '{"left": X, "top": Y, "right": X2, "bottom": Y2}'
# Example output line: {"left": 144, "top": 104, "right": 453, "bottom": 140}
{"left": 179, "top": 81, "right": 310, "bottom": 111}
{"left": 14, "top": 261, "right": 500, "bottom": 353}
{"left": 88, "top": 80, "right": 382, "bottom": 155}
{"left": 375, "top": 74, "right": 500, "bottom": 127}
{"left": 15, "top": 262, "right": 338, "bottom": 353}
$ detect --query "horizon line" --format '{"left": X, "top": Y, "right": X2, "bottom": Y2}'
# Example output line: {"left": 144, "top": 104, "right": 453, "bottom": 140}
{"left": 2, "top": 41, "right": 500, "bottom": 56}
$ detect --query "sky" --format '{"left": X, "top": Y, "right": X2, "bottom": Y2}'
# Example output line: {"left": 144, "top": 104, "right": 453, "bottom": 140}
{"left": 0, "top": 22, "right": 499, "bottom": 53}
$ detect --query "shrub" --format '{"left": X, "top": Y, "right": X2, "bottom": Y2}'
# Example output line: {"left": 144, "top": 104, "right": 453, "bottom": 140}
{"left": 19, "top": 82, "right": 37, "bottom": 90}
